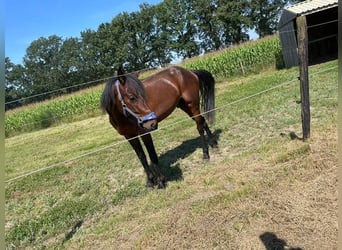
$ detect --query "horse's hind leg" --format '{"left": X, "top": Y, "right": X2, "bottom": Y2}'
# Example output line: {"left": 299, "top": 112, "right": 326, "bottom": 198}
{"left": 203, "top": 121, "right": 218, "bottom": 148}
{"left": 179, "top": 103, "right": 214, "bottom": 160}
{"left": 126, "top": 136, "right": 155, "bottom": 188}
{"left": 179, "top": 102, "right": 209, "bottom": 159}
{"left": 141, "top": 134, "right": 167, "bottom": 188}
{"left": 195, "top": 116, "right": 210, "bottom": 159}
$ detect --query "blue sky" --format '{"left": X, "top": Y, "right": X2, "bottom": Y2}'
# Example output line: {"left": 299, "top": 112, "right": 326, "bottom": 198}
{"left": 5, "top": 0, "right": 163, "bottom": 65}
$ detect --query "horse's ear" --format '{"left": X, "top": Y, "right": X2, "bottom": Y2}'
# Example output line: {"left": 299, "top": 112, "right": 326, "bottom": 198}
{"left": 117, "top": 64, "right": 126, "bottom": 84}
{"left": 132, "top": 71, "right": 140, "bottom": 78}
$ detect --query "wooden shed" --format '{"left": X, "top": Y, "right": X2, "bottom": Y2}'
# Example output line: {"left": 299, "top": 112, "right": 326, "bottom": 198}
{"left": 278, "top": 0, "right": 338, "bottom": 68}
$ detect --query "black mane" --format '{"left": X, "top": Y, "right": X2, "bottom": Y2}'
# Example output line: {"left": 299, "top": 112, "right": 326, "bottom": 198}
{"left": 125, "top": 74, "right": 146, "bottom": 99}
{"left": 100, "top": 77, "right": 118, "bottom": 114}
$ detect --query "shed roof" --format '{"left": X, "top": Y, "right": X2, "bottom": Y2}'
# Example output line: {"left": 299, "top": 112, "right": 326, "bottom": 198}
{"left": 279, "top": 0, "right": 338, "bottom": 28}
{"left": 286, "top": 0, "right": 338, "bottom": 15}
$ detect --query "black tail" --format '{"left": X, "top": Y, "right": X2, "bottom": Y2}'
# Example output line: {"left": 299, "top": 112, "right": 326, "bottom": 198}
{"left": 193, "top": 70, "right": 215, "bottom": 124}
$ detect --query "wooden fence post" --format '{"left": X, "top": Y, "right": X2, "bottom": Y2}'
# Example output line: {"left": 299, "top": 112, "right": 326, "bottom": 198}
{"left": 296, "top": 15, "right": 310, "bottom": 141}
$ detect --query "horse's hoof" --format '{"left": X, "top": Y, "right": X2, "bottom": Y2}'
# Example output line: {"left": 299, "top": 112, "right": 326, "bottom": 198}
{"left": 157, "top": 177, "right": 167, "bottom": 189}
{"left": 157, "top": 183, "right": 167, "bottom": 189}
{"left": 203, "top": 154, "right": 210, "bottom": 160}
{"left": 209, "top": 139, "right": 218, "bottom": 148}
{"left": 146, "top": 179, "right": 156, "bottom": 188}
{"left": 146, "top": 179, "right": 155, "bottom": 188}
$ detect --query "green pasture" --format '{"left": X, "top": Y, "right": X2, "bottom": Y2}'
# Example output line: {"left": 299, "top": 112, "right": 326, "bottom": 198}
{"left": 5, "top": 60, "right": 337, "bottom": 249}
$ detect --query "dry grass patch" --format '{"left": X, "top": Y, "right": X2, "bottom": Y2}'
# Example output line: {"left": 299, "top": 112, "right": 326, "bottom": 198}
{"left": 230, "top": 127, "right": 337, "bottom": 250}
{"left": 63, "top": 121, "right": 337, "bottom": 249}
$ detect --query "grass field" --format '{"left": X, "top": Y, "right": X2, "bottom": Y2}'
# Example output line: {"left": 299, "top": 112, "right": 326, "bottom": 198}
{"left": 5, "top": 60, "right": 337, "bottom": 249}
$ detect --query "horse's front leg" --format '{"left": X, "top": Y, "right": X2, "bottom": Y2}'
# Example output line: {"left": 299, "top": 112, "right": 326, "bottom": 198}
{"left": 141, "top": 134, "right": 167, "bottom": 188}
{"left": 126, "top": 136, "right": 155, "bottom": 188}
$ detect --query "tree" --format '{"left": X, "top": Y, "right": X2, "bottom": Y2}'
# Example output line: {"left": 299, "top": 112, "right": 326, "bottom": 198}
{"left": 251, "top": 0, "right": 287, "bottom": 38}
{"left": 58, "top": 37, "right": 85, "bottom": 91}
{"left": 217, "top": 0, "right": 251, "bottom": 45}
{"left": 95, "top": 4, "right": 172, "bottom": 72}
{"left": 80, "top": 28, "right": 109, "bottom": 80}
{"left": 22, "top": 35, "right": 93, "bottom": 102}
{"left": 135, "top": 3, "right": 173, "bottom": 68}
{"left": 101, "top": 12, "right": 136, "bottom": 71}
{"left": 23, "top": 35, "right": 64, "bottom": 99}
{"left": 5, "top": 57, "right": 27, "bottom": 109}
{"left": 150, "top": 3, "right": 174, "bottom": 66}
{"left": 289, "top": 0, "right": 306, "bottom": 3}
{"left": 161, "top": 0, "right": 200, "bottom": 60}
{"left": 125, "top": 5, "right": 167, "bottom": 70}
{"left": 190, "top": 0, "right": 224, "bottom": 52}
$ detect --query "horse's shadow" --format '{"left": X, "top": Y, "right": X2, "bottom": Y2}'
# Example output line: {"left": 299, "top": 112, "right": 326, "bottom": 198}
{"left": 260, "top": 232, "right": 303, "bottom": 250}
{"left": 158, "top": 129, "right": 222, "bottom": 182}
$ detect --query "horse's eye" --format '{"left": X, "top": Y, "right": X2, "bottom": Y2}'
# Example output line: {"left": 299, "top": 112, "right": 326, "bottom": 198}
{"left": 128, "top": 95, "right": 136, "bottom": 102}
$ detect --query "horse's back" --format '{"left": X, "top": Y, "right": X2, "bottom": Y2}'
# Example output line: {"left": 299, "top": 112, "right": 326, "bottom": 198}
{"left": 144, "top": 66, "right": 186, "bottom": 83}
{"left": 144, "top": 66, "right": 199, "bottom": 92}
{"left": 142, "top": 66, "right": 199, "bottom": 121}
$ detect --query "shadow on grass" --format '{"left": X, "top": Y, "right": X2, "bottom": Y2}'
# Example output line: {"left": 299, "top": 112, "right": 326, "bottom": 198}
{"left": 63, "top": 220, "right": 83, "bottom": 244}
{"left": 260, "top": 232, "right": 303, "bottom": 250}
{"left": 159, "top": 129, "right": 222, "bottom": 183}
{"left": 280, "top": 131, "right": 302, "bottom": 141}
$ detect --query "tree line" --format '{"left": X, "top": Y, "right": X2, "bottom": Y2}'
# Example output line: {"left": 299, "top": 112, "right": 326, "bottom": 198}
{"left": 5, "top": 0, "right": 302, "bottom": 110}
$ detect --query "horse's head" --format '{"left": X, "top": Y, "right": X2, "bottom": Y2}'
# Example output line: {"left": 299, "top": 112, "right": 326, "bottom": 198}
{"left": 107, "top": 65, "right": 158, "bottom": 131}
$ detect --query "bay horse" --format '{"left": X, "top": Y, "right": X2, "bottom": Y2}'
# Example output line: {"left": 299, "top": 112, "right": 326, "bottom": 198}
{"left": 101, "top": 65, "right": 218, "bottom": 188}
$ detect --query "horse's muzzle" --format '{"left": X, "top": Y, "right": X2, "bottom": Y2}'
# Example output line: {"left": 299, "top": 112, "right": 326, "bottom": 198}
{"left": 139, "top": 112, "right": 158, "bottom": 131}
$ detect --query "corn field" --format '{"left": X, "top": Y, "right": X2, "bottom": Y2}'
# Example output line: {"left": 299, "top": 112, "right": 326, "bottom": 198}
{"left": 5, "top": 90, "right": 103, "bottom": 137}
{"left": 182, "top": 35, "right": 284, "bottom": 79}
